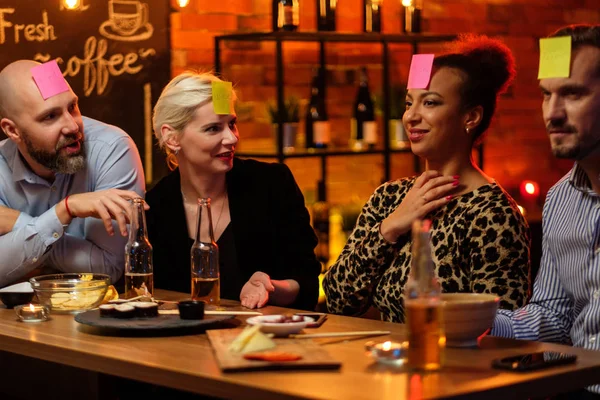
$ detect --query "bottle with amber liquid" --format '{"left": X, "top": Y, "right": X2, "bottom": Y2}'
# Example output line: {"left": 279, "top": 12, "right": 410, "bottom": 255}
{"left": 404, "top": 219, "right": 445, "bottom": 370}
{"left": 190, "top": 198, "right": 220, "bottom": 305}
{"left": 312, "top": 180, "right": 330, "bottom": 270}
{"left": 125, "top": 198, "right": 154, "bottom": 299}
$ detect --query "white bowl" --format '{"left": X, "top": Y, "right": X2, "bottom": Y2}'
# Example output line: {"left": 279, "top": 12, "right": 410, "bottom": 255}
{"left": 441, "top": 293, "right": 500, "bottom": 347}
{"left": 246, "top": 315, "right": 314, "bottom": 337}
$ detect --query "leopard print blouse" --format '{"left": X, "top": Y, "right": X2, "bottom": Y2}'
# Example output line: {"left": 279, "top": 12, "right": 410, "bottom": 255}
{"left": 323, "top": 177, "right": 531, "bottom": 323}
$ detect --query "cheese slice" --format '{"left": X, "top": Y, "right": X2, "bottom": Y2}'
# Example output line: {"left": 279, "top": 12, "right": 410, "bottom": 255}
{"left": 241, "top": 331, "right": 276, "bottom": 354}
{"left": 228, "top": 325, "right": 276, "bottom": 354}
{"left": 229, "top": 325, "right": 261, "bottom": 353}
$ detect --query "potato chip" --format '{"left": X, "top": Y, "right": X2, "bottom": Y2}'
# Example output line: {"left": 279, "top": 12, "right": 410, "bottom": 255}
{"left": 102, "top": 285, "right": 119, "bottom": 304}
{"left": 50, "top": 292, "right": 70, "bottom": 306}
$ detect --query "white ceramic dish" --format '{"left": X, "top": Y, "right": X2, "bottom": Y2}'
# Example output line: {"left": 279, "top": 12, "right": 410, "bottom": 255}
{"left": 246, "top": 315, "right": 315, "bottom": 337}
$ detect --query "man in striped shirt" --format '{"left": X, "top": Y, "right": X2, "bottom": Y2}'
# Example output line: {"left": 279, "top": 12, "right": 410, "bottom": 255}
{"left": 491, "top": 24, "right": 600, "bottom": 398}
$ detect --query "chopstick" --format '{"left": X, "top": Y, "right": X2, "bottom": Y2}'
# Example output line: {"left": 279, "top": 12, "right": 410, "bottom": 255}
{"left": 289, "top": 330, "right": 391, "bottom": 339}
{"left": 158, "top": 310, "right": 262, "bottom": 316}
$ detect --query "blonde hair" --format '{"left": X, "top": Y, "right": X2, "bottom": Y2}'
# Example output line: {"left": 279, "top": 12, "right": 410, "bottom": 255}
{"left": 152, "top": 71, "right": 237, "bottom": 170}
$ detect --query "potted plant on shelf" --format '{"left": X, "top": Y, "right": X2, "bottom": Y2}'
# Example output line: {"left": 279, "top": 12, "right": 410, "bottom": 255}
{"left": 267, "top": 96, "right": 300, "bottom": 153}
{"left": 374, "top": 85, "right": 409, "bottom": 149}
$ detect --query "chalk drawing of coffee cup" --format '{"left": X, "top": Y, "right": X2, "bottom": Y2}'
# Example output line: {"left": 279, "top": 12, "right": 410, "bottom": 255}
{"left": 99, "top": 0, "right": 154, "bottom": 42}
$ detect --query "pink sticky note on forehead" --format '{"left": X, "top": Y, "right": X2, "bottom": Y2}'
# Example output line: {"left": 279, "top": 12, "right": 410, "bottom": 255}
{"left": 407, "top": 54, "right": 435, "bottom": 89}
{"left": 30, "top": 60, "right": 69, "bottom": 100}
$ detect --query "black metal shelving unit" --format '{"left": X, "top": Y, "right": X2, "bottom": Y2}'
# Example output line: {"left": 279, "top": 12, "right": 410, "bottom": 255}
{"left": 214, "top": 31, "right": 473, "bottom": 187}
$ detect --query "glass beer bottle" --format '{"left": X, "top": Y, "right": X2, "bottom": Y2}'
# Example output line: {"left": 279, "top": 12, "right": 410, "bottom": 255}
{"left": 404, "top": 219, "right": 445, "bottom": 370}
{"left": 124, "top": 198, "right": 154, "bottom": 299}
{"left": 190, "top": 198, "right": 220, "bottom": 305}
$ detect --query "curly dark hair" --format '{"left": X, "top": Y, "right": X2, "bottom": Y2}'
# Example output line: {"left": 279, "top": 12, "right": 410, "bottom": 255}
{"left": 433, "top": 34, "right": 516, "bottom": 145}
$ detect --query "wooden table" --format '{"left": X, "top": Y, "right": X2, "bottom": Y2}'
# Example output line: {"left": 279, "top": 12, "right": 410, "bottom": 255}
{"left": 0, "top": 289, "right": 599, "bottom": 400}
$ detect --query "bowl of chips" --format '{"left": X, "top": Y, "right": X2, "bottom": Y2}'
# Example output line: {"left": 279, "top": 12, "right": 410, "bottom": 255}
{"left": 29, "top": 273, "right": 110, "bottom": 314}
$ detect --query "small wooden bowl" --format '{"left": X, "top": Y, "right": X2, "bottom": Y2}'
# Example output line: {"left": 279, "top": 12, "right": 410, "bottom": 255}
{"left": 177, "top": 300, "right": 205, "bottom": 320}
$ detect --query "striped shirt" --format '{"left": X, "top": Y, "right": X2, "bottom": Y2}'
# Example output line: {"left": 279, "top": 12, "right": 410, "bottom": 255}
{"left": 492, "top": 164, "right": 600, "bottom": 393}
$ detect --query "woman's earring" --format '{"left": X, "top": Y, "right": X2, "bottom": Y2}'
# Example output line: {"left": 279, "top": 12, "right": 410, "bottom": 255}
{"left": 174, "top": 149, "right": 179, "bottom": 155}
{"left": 465, "top": 127, "right": 470, "bottom": 135}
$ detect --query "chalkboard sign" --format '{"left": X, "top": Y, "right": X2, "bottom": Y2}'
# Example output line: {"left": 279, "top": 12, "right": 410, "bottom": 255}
{"left": 0, "top": 0, "right": 171, "bottom": 184}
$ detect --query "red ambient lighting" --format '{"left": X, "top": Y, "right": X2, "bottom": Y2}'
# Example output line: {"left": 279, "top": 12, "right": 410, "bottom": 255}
{"left": 520, "top": 180, "right": 540, "bottom": 199}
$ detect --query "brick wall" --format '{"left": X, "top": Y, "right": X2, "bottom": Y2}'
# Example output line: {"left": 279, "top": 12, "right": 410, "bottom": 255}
{"left": 169, "top": 0, "right": 600, "bottom": 212}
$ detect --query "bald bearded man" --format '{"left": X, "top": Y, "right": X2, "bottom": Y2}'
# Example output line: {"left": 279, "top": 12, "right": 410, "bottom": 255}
{"left": 0, "top": 60, "right": 145, "bottom": 287}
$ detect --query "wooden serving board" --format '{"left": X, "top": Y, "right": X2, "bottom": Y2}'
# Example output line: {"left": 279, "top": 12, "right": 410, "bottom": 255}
{"left": 207, "top": 329, "right": 341, "bottom": 373}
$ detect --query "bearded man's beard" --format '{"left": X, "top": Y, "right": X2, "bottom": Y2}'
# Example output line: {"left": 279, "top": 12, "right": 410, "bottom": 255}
{"left": 22, "top": 133, "right": 86, "bottom": 174}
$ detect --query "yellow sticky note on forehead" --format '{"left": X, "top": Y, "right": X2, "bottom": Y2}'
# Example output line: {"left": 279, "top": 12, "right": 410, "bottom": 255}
{"left": 538, "top": 36, "right": 571, "bottom": 79}
{"left": 212, "top": 81, "right": 232, "bottom": 115}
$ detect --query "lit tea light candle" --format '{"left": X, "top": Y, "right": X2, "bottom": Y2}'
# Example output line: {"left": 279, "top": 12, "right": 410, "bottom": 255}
{"left": 15, "top": 304, "right": 50, "bottom": 323}
{"left": 366, "top": 340, "right": 408, "bottom": 366}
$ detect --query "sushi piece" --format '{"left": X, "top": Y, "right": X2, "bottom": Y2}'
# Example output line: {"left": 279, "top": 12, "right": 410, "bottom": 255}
{"left": 131, "top": 302, "right": 159, "bottom": 318}
{"left": 113, "top": 304, "right": 135, "bottom": 318}
{"left": 99, "top": 304, "right": 116, "bottom": 318}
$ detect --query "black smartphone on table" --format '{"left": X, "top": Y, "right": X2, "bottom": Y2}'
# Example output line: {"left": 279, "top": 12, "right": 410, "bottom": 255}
{"left": 295, "top": 312, "right": 328, "bottom": 328}
{"left": 491, "top": 351, "right": 577, "bottom": 372}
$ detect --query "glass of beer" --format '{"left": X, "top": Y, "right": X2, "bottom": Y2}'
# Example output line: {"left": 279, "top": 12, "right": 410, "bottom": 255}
{"left": 404, "top": 219, "right": 445, "bottom": 370}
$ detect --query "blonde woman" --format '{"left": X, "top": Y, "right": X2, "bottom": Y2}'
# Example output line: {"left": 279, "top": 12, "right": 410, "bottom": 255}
{"left": 145, "top": 72, "right": 321, "bottom": 310}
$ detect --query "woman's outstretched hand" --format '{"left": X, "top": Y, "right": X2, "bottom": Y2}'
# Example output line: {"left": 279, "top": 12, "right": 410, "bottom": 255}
{"left": 380, "top": 170, "right": 458, "bottom": 243}
{"left": 240, "top": 271, "right": 275, "bottom": 309}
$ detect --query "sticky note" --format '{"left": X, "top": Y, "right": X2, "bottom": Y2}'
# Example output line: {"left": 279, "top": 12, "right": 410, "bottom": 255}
{"left": 538, "top": 36, "right": 571, "bottom": 79}
{"left": 30, "top": 60, "right": 69, "bottom": 100}
{"left": 407, "top": 54, "right": 435, "bottom": 89}
{"left": 212, "top": 81, "right": 232, "bottom": 115}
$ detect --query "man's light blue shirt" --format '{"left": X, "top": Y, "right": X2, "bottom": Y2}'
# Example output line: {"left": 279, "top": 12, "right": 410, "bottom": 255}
{"left": 492, "top": 164, "right": 600, "bottom": 393}
{"left": 0, "top": 116, "right": 145, "bottom": 286}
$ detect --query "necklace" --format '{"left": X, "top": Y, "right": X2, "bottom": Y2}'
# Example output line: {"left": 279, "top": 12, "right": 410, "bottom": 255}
{"left": 213, "top": 191, "right": 228, "bottom": 235}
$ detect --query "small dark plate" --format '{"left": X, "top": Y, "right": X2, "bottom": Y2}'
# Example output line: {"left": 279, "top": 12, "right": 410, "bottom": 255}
{"left": 75, "top": 309, "right": 233, "bottom": 331}
{"left": 0, "top": 292, "right": 35, "bottom": 309}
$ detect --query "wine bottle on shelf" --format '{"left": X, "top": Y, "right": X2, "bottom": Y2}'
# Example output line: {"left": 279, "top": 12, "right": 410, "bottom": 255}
{"left": 272, "top": 0, "right": 279, "bottom": 31}
{"left": 316, "top": 0, "right": 336, "bottom": 31}
{"left": 363, "top": 0, "right": 382, "bottom": 33}
{"left": 404, "top": 219, "right": 445, "bottom": 371}
{"left": 402, "top": 0, "right": 422, "bottom": 33}
{"left": 350, "top": 67, "right": 377, "bottom": 151}
{"left": 125, "top": 198, "right": 153, "bottom": 299}
{"left": 305, "top": 68, "right": 330, "bottom": 149}
{"left": 312, "top": 180, "right": 330, "bottom": 270}
{"left": 278, "top": 0, "right": 299, "bottom": 32}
